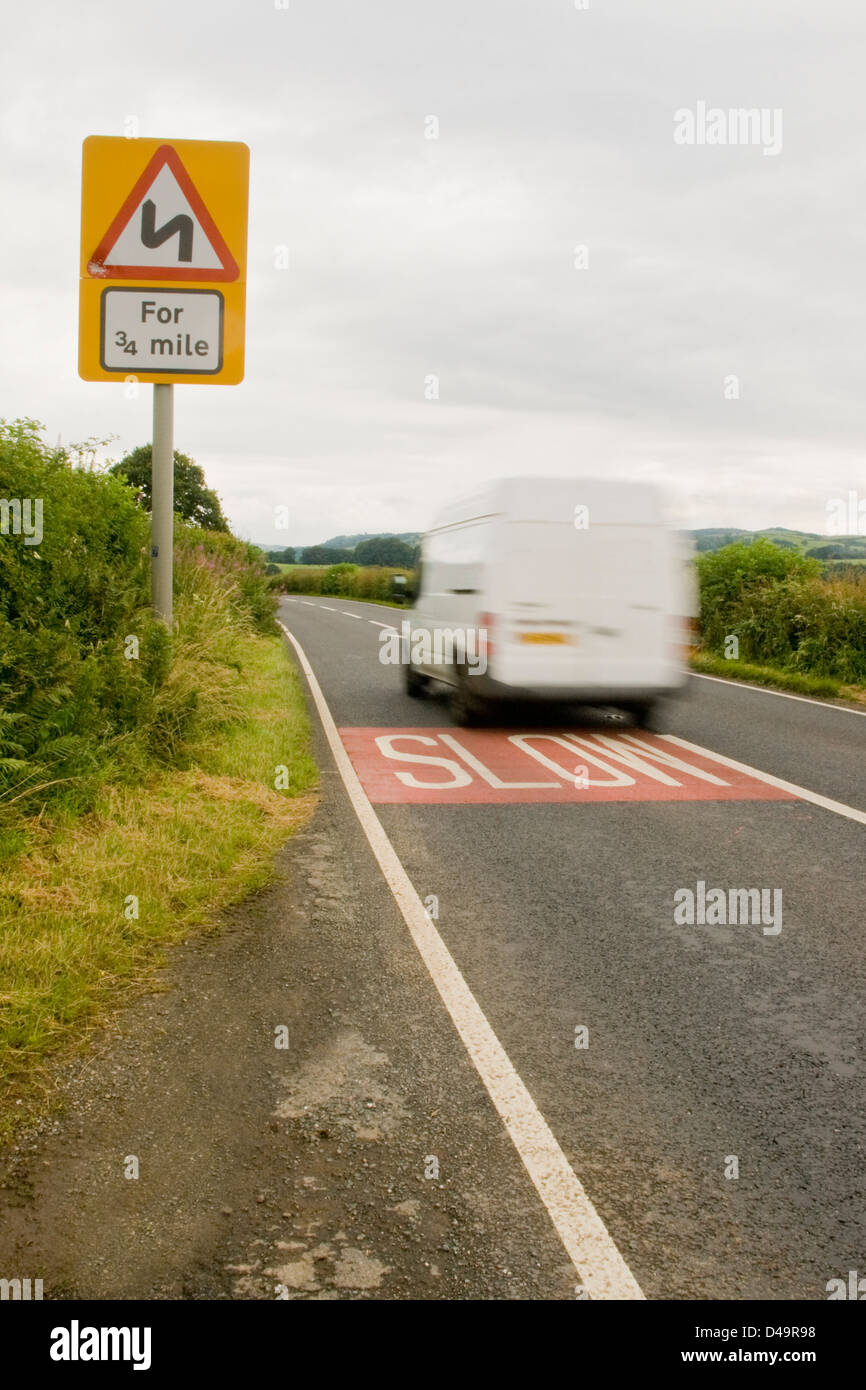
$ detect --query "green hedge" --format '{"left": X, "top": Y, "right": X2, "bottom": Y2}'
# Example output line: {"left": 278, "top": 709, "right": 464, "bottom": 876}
{"left": 0, "top": 420, "right": 276, "bottom": 847}
{"left": 0, "top": 421, "right": 170, "bottom": 827}
{"left": 696, "top": 539, "right": 866, "bottom": 684}
{"left": 271, "top": 561, "right": 416, "bottom": 602}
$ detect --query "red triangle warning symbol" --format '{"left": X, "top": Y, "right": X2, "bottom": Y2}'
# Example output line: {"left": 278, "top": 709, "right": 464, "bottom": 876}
{"left": 88, "top": 145, "right": 239, "bottom": 282}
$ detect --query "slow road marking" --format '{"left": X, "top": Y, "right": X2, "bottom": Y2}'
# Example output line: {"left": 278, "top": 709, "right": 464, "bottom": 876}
{"left": 279, "top": 621, "right": 644, "bottom": 1300}
{"left": 337, "top": 727, "right": 798, "bottom": 805}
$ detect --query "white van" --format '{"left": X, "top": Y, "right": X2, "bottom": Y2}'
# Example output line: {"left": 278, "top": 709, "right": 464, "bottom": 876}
{"left": 404, "top": 477, "right": 695, "bottom": 725}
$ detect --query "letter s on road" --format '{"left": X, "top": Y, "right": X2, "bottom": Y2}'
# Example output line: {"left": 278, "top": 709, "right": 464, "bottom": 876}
{"left": 373, "top": 735, "right": 472, "bottom": 789}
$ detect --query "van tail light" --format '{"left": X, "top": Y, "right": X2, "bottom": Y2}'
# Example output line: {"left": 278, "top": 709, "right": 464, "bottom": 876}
{"left": 479, "top": 612, "right": 495, "bottom": 661}
{"left": 670, "top": 613, "right": 699, "bottom": 660}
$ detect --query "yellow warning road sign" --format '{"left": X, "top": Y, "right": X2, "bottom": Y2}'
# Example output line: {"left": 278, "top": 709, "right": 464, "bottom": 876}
{"left": 79, "top": 137, "right": 249, "bottom": 385}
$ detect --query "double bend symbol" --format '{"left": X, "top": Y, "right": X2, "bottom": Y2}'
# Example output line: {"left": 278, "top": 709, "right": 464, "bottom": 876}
{"left": 140, "top": 199, "right": 193, "bottom": 263}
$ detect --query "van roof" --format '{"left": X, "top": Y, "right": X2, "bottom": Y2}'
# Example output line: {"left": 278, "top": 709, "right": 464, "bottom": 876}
{"left": 427, "top": 477, "right": 665, "bottom": 532}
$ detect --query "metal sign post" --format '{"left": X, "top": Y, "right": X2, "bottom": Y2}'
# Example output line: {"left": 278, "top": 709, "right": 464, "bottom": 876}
{"left": 151, "top": 383, "right": 174, "bottom": 625}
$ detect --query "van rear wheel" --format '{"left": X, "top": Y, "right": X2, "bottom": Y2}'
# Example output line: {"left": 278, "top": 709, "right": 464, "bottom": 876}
{"left": 626, "top": 700, "right": 658, "bottom": 731}
{"left": 450, "top": 671, "right": 487, "bottom": 726}
{"left": 405, "top": 663, "right": 429, "bottom": 699}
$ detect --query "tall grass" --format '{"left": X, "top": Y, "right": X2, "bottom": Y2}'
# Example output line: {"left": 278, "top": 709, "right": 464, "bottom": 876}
{"left": 0, "top": 632, "right": 316, "bottom": 1128}
{"left": 146, "top": 525, "right": 276, "bottom": 767}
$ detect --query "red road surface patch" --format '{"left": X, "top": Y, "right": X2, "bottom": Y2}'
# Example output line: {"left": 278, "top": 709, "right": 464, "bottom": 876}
{"left": 338, "top": 727, "right": 798, "bottom": 805}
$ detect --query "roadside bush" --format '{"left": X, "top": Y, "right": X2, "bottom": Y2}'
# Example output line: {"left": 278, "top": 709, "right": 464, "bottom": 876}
{"left": 0, "top": 420, "right": 279, "bottom": 844}
{"left": 354, "top": 566, "right": 408, "bottom": 601}
{"left": 696, "top": 539, "right": 866, "bottom": 683}
{"left": 0, "top": 420, "right": 170, "bottom": 829}
{"left": 321, "top": 562, "right": 358, "bottom": 596}
{"left": 272, "top": 563, "right": 416, "bottom": 603}
{"left": 270, "top": 565, "right": 326, "bottom": 596}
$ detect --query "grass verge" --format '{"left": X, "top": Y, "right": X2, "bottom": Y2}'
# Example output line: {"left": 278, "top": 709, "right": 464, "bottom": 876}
{"left": 689, "top": 650, "right": 866, "bottom": 705}
{"left": 0, "top": 632, "right": 317, "bottom": 1138}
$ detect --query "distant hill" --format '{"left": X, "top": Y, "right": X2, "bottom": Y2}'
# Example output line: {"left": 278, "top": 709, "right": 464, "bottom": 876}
{"left": 256, "top": 525, "right": 866, "bottom": 564}
{"left": 692, "top": 527, "right": 820, "bottom": 547}
{"left": 317, "top": 532, "right": 421, "bottom": 550}
{"left": 257, "top": 531, "right": 421, "bottom": 554}
{"left": 690, "top": 526, "right": 866, "bottom": 558}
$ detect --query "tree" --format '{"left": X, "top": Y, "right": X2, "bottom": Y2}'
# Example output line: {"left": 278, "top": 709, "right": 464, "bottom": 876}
{"left": 301, "top": 545, "right": 354, "bottom": 564}
{"left": 110, "top": 444, "right": 230, "bottom": 531}
{"left": 354, "top": 536, "right": 416, "bottom": 567}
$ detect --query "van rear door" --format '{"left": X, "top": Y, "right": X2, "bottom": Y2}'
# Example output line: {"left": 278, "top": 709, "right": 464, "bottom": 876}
{"left": 494, "top": 520, "right": 671, "bottom": 689}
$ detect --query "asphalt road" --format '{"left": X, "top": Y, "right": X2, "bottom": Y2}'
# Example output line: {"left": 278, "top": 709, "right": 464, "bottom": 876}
{"left": 3, "top": 595, "right": 861, "bottom": 1304}
{"left": 278, "top": 593, "right": 866, "bottom": 1301}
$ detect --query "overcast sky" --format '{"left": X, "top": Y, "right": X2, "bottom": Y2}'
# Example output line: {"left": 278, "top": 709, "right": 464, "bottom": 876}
{"left": 3, "top": 0, "right": 865, "bottom": 544}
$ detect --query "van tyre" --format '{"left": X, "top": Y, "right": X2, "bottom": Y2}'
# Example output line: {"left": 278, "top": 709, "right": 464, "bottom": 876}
{"left": 405, "top": 663, "right": 429, "bottom": 699}
{"left": 628, "top": 701, "right": 658, "bottom": 731}
{"left": 450, "top": 670, "right": 487, "bottom": 726}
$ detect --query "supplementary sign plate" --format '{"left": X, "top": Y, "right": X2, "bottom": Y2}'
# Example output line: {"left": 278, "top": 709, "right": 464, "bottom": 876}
{"left": 100, "top": 288, "right": 223, "bottom": 373}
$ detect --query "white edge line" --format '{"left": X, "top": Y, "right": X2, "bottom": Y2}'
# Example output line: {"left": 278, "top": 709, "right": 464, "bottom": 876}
{"left": 278, "top": 620, "right": 644, "bottom": 1301}
{"left": 691, "top": 671, "right": 866, "bottom": 717}
{"left": 660, "top": 734, "right": 866, "bottom": 828}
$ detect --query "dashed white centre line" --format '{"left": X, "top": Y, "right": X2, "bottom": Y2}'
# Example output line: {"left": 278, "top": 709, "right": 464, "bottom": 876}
{"left": 341, "top": 611, "right": 363, "bottom": 619}
{"left": 320, "top": 606, "right": 337, "bottom": 612}
{"left": 368, "top": 620, "right": 397, "bottom": 630}
{"left": 278, "top": 620, "right": 644, "bottom": 1301}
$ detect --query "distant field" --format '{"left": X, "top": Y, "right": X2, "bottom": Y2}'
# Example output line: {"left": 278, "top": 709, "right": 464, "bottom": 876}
{"left": 272, "top": 562, "right": 327, "bottom": 572}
